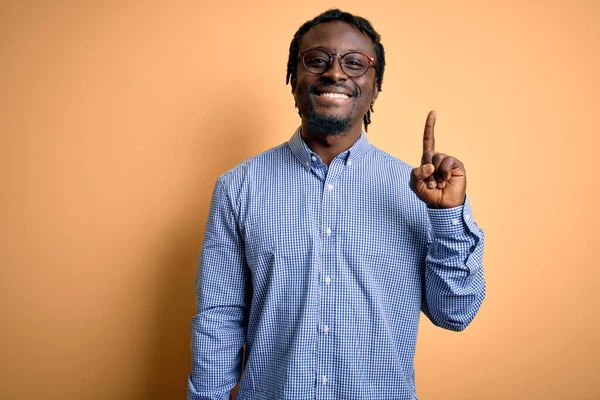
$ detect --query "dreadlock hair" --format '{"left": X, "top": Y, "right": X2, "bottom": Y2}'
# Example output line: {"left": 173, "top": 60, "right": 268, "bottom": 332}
{"left": 286, "top": 9, "right": 385, "bottom": 132}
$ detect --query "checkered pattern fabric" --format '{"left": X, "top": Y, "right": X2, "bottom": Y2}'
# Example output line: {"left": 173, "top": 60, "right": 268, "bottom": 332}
{"left": 188, "top": 129, "right": 485, "bottom": 400}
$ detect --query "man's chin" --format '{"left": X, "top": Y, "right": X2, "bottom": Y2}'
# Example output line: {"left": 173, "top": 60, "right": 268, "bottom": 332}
{"left": 305, "top": 111, "right": 352, "bottom": 136}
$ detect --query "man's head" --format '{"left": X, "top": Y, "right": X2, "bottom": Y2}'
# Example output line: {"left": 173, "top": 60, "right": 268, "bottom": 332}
{"left": 286, "top": 9, "right": 385, "bottom": 134}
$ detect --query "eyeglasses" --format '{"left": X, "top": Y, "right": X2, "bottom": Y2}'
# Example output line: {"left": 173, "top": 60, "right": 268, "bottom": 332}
{"left": 298, "top": 48, "right": 375, "bottom": 78}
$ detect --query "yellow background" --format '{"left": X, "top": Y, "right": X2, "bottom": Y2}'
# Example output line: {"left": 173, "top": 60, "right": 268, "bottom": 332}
{"left": 1, "top": 1, "right": 599, "bottom": 399}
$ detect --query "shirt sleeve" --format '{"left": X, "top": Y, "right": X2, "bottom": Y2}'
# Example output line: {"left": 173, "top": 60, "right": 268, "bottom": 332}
{"left": 421, "top": 195, "right": 486, "bottom": 331}
{"left": 188, "top": 178, "right": 250, "bottom": 400}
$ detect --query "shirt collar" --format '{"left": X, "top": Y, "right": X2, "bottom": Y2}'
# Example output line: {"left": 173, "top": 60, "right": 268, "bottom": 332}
{"left": 288, "top": 127, "right": 371, "bottom": 170}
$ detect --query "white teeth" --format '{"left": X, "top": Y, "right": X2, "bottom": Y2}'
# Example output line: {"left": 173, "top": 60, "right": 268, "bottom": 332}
{"left": 320, "top": 92, "right": 350, "bottom": 99}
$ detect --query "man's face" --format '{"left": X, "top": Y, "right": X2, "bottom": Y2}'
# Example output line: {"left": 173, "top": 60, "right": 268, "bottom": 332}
{"left": 293, "top": 21, "right": 379, "bottom": 136}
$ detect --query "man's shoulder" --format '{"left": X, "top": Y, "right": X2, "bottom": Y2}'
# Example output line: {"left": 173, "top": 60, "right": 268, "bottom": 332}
{"left": 216, "top": 141, "right": 290, "bottom": 186}
{"left": 368, "top": 144, "right": 415, "bottom": 174}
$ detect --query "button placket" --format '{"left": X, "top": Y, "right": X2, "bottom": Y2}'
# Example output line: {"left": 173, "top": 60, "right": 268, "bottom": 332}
{"left": 318, "top": 164, "right": 345, "bottom": 397}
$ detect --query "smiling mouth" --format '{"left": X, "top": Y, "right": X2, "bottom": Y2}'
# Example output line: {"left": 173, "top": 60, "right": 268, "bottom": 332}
{"left": 317, "top": 92, "right": 351, "bottom": 100}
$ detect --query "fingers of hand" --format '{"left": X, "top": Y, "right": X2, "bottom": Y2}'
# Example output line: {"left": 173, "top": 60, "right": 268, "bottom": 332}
{"left": 412, "top": 164, "right": 434, "bottom": 182}
{"left": 422, "top": 110, "right": 436, "bottom": 153}
{"left": 421, "top": 151, "right": 440, "bottom": 189}
{"left": 432, "top": 153, "right": 452, "bottom": 189}
{"left": 419, "top": 153, "right": 459, "bottom": 190}
{"left": 438, "top": 156, "right": 459, "bottom": 181}
{"left": 410, "top": 164, "right": 435, "bottom": 197}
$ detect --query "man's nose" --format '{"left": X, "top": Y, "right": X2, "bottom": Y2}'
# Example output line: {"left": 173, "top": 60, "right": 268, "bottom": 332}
{"left": 321, "top": 55, "right": 347, "bottom": 82}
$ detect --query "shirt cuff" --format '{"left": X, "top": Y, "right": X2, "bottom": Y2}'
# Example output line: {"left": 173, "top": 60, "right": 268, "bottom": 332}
{"left": 427, "top": 195, "right": 480, "bottom": 238}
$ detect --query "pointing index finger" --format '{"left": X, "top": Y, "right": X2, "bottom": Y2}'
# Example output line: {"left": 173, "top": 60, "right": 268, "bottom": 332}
{"left": 423, "top": 110, "right": 436, "bottom": 153}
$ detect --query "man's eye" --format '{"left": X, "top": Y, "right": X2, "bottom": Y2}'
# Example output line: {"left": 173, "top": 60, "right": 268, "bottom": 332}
{"left": 344, "top": 60, "right": 365, "bottom": 69}
{"left": 307, "top": 58, "right": 328, "bottom": 65}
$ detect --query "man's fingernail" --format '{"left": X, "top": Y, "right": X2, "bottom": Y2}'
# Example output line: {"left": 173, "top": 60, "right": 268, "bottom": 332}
{"left": 427, "top": 180, "right": 435, "bottom": 188}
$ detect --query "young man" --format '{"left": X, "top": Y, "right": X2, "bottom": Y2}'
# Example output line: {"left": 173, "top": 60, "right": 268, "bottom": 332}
{"left": 188, "top": 9, "right": 485, "bottom": 400}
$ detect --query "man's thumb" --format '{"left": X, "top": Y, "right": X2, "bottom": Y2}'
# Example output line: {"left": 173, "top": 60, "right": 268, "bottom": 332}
{"left": 412, "top": 164, "right": 434, "bottom": 181}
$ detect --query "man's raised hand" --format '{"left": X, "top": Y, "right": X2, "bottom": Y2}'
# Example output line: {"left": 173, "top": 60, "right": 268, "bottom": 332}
{"left": 409, "top": 110, "right": 467, "bottom": 209}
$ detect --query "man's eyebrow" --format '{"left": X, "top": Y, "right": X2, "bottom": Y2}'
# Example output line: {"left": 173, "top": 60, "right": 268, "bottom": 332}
{"left": 302, "top": 45, "right": 366, "bottom": 53}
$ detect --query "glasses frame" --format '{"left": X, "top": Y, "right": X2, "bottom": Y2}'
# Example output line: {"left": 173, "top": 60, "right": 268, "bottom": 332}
{"left": 298, "top": 48, "right": 376, "bottom": 78}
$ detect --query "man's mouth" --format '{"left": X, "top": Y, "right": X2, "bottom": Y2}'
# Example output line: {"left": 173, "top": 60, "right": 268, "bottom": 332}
{"left": 311, "top": 85, "right": 355, "bottom": 99}
{"left": 318, "top": 92, "right": 351, "bottom": 99}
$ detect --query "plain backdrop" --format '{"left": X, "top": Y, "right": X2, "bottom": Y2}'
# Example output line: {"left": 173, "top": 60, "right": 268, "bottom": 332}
{"left": 1, "top": 1, "right": 599, "bottom": 399}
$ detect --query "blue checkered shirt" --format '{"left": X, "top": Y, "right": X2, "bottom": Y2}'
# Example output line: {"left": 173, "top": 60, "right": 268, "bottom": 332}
{"left": 188, "top": 129, "right": 485, "bottom": 400}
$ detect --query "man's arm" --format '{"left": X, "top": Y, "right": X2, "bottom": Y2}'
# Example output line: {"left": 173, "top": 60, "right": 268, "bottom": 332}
{"left": 408, "top": 110, "right": 486, "bottom": 330}
{"left": 421, "top": 197, "right": 486, "bottom": 331}
{"left": 188, "top": 178, "right": 250, "bottom": 400}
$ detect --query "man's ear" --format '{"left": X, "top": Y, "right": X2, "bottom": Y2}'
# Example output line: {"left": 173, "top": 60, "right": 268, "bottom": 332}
{"left": 372, "top": 83, "right": 379, "bottom": 102}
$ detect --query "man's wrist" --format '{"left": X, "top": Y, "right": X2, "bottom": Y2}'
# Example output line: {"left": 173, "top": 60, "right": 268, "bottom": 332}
{"left": 427, "top": 195, "right": 477, "bottom": 238}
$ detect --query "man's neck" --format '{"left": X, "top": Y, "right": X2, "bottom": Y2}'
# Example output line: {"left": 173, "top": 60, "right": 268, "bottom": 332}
{"left": 300, "top": 124, "right": 363, "bottom": 166}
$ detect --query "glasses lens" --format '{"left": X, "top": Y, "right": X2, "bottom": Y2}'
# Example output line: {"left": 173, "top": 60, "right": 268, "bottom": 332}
{"left": 303, "top": 49, "right": 331, "bottom": 74}
{"left": 341, "top": 53, "right": 369, "bottom": 77}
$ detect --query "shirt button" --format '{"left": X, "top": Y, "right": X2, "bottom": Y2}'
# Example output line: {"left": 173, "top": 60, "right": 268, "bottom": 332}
{"left": 311, "top": 155, "right": 317, "bottom": 161}
{"left": 327, "top": 184, "right": 334, "bottom": 191}
{"left": 305, "top": 161, "right": 310, "bottom": 167}
{"left": 325, "top": 227, "right": 332, "bottom": 236}
{"left": 346, "top": 160, "right": 353, "bottom": 166}
{"left": 323, "top": 325, "right": 330, "bottom": 335}
{"left": 452, "top": 218, "right": 459, "bottom": 226}
{"left": 325, "top": 276, "right": 332, "bottom": 285}
{"left": 321, "top": 375, "right": 328, "bottom": 384}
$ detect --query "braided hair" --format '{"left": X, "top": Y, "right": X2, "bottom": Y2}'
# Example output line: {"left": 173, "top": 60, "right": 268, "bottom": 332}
{"left": 286, "top": 9, "right": 385, "bottom": 131}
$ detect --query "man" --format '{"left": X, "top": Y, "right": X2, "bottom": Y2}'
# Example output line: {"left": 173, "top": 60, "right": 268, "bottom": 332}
{"left": 188, "top": 9, "right": 485, "bottom": 400}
